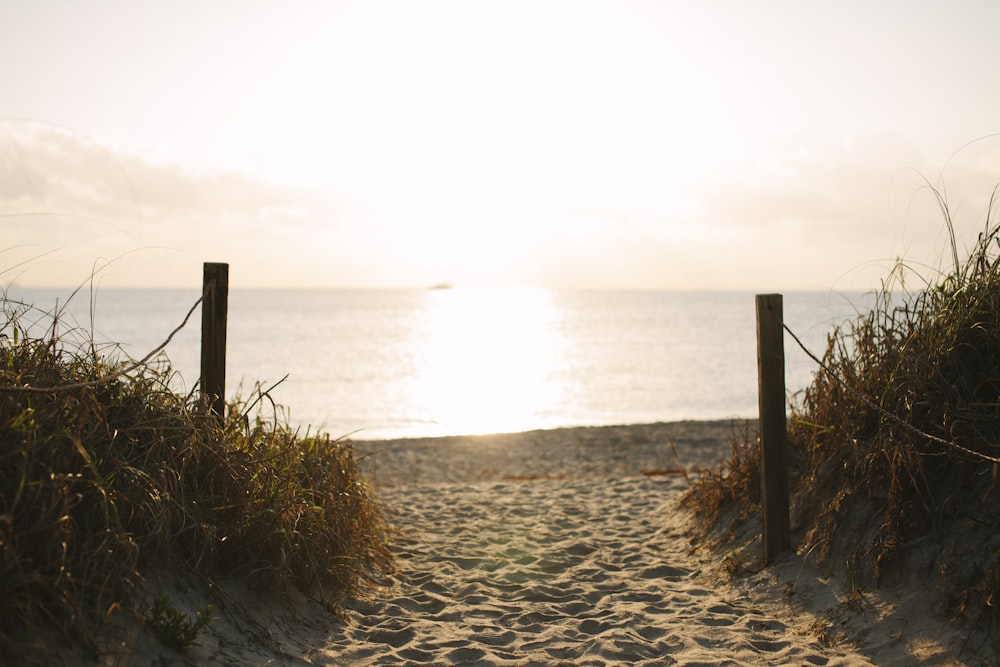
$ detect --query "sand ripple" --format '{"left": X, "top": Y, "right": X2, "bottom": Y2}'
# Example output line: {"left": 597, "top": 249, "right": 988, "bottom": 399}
{"left": 129, "top": 422, "right": 980, "bottom": 665}
{"left": 313, "top": 470, "right": 872, "bottom": 666}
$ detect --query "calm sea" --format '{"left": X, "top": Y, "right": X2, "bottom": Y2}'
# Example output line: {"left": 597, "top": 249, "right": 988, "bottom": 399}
{"left": 5, "top": 287, "right": 874, "bottom": 440}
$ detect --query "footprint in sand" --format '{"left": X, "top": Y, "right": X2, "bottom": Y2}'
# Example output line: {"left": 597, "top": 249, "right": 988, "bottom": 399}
{"left": 325, "top": 474, "right": 890, "bottom": 666}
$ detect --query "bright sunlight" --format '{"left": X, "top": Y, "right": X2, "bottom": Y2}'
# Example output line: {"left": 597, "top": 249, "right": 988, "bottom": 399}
{"left": 409, "top": 286, "right": 567, "bottom": 435}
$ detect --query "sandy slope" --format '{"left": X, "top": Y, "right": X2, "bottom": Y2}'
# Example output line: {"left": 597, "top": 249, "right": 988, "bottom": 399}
{"left": 104, "top": 421, "right": 988, "bottom": 666}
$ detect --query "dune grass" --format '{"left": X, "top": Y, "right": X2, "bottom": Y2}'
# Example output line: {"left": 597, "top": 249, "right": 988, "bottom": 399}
{"left": 0, "top": 293, "right": 394, "bottom": 660}
{"left": 685, "top": 186, "right": 1000, "bottom": 644}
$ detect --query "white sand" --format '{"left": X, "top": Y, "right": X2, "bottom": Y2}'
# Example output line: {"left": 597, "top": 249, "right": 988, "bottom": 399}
{"left": 118, "top": 421, "right": 986, "bottom": 665}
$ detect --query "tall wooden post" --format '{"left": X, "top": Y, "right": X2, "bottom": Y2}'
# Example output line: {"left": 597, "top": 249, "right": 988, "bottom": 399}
{"left": 756, "top": 293, "right": 790, "bottom": 562}
{"left": 201, "top": 262, "right": 229, "bottom": 418}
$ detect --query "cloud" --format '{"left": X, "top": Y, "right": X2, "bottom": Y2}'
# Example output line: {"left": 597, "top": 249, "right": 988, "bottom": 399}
{"left": 522, "top": 134, "right": 1000, "bottom": 292}
{"left": 687, "top": 133, "right": 1000, "bottom": 289}
{"left": 1, "top": 122, "right": 330, "bottom": 222}
{"left": 0, "top": 122, "right": 343, "bottom": 287}
{"left": 5, "top": 120, "right": 999, "bottom": 292}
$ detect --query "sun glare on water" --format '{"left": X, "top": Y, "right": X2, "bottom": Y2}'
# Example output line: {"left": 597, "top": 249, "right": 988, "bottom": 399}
{"left": 409, "top": 286, "right": 567, "bottom": 436}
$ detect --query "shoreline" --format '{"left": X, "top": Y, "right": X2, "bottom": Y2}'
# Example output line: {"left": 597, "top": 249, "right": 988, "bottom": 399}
{"left": 350, "top": 419, "right": 752, "bottom": 488}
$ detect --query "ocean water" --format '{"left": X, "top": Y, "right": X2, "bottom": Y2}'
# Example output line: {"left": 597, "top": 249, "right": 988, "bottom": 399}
{"left": 5, "top": 287, "right": 874, "bottom": 440}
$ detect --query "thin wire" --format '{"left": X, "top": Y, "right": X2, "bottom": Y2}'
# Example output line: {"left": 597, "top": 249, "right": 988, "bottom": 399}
{"left": 1, "top": 295, "right": 203, "bottom": 394}
{"left": 782, "top": 322, "right": 1000, "bottom": 465}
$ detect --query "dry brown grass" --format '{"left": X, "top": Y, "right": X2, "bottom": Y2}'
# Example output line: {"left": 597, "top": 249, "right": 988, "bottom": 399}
{"left": 681, "top": 420, "right": 760, "bottom": 532}
{"left": 685, "top": 185, "right": 1000, "bottom": 647}
{"left": 0, "top": 294, "right": 394, "bottom": 661}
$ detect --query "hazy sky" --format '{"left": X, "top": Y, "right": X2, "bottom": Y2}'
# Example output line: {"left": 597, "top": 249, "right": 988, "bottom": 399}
{"left": 2, "top": 0, "right": 1000, "bottom": 290}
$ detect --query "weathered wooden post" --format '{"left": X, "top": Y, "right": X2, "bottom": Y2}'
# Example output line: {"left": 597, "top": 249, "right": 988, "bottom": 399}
{"left": 201, "top": 262, "right": 229, "bottom": 418}
{"left": 756, "top": 293, "right": 790, "bottom": 562}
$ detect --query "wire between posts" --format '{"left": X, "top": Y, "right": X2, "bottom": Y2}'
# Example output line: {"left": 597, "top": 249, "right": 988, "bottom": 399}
{"left": 782, "top": 322, "right": 1000, "bottom": 465}
{"left": 0, "top": 296, "right": 204, "bottom": 394}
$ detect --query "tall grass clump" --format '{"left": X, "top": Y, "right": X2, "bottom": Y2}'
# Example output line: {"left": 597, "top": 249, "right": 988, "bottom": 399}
{"left": 687, "top": 186, "right": 1000, "bottom": 641}
{"left": 0, "top": 294, "right": 394, "bottom": 660}
{"left": 791, "top": 193, "right": 1000, "bottom": 630}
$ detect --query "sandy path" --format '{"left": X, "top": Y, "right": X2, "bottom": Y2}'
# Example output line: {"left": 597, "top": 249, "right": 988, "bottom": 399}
{"left": 314, "top": 474, "right": 868, "bottom": 666}
{"left": 298, "top": 421, "right": 873, "bottom": 665}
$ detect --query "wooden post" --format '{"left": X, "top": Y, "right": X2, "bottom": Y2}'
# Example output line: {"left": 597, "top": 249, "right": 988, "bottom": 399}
{"left": 756, "top": 293, "right": 790, "bottom": 562}
{"left": 201, "top": 262, "right": 229, "bottom": 418}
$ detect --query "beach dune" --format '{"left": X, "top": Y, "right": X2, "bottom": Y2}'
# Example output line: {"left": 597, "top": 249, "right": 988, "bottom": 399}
{"left": 127, "top": 421, "right": 979, "bottom": 665}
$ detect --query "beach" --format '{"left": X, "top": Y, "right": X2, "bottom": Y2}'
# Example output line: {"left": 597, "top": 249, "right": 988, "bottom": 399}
{"left": 123, "top": 421, "right": 984, "bottom": 666}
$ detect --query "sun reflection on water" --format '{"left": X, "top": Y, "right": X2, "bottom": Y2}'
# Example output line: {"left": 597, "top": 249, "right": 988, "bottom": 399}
{"left": 410, "top": 286, "right": 567, "bottom": 436}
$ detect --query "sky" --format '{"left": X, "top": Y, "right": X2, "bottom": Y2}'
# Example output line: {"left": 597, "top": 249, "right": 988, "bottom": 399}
{"left": 2, "top": 0, "right": 1000, "bottom": 291}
